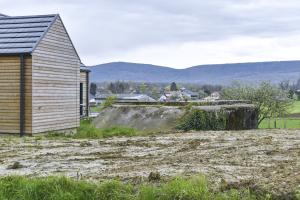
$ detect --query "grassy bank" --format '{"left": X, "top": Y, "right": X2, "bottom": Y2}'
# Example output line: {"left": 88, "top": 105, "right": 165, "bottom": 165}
{"left": 0, "top": 175, "right": 296, "bottom": 200}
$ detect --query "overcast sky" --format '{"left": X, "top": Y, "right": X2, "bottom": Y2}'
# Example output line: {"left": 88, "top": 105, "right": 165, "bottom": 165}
{"left": 2, "top": 0, "right": 300, "bottom": 68}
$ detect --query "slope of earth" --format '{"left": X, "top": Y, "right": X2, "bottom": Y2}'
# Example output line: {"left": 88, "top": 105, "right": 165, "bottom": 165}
{"left": 0, "top": 130, "right": 299, "bottom": 196}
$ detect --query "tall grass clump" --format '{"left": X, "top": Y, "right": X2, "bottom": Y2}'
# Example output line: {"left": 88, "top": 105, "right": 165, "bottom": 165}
{"left": 0, "top": 176, "right": 134, "bottom": 200}
{"left": 0, "top": 175, "right": 294, "bottom": 200}
{"left": 75, "top": 119, "right": 104, "bottom": 139}
{"left": 142, "top": 175, "right": 211, "bottom": 200}
{"left": 74, "top": 119, "right": 137, "bottom": 139}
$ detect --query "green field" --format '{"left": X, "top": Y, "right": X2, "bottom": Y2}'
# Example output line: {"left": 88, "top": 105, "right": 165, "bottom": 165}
{"left": 259, "top": 101, "right": 300, "bottom": 129}
{"left": 259, "top": 118, "right": 300, "bottom": 129}
{"left": 289, "top": 101, "right": 300, "bottom": 114}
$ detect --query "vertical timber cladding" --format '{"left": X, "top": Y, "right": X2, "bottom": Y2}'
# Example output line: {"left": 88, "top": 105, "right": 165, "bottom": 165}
{"left": 0, "top": 56, "right": 32, "bottom": 134}
{"left": 32, "top": 16, "right": 80, "bottom": 134}
{"left": 80, "top": 71, "right": 87, "bottom": 117}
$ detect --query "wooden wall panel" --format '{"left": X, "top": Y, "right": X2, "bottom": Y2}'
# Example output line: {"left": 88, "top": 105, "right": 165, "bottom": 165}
{"left": 32, "top": 17, "right": 80, "bottom": 134}
{"left": 80, "top": 72, "right": 88, "bottom": 117}
{"left": 0, "top": 56, "right": 32, "bottom": 134}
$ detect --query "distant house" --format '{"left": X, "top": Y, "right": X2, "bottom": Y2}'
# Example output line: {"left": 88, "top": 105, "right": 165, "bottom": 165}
{"left": 203, "top": 92, "right": 221, "bottom": 101}
{"left": 159, "top": 91, "right": 185, "bottom": 102}
{"left": 95, "top": 94, "right": 156, "bottom": 103}
{"left": 180, "top": 88, "right": 198, "bottom": 100}
{"left": 89, "top": 94, "right": 97, "bottom": 107}
{"left": 0, "top": 14, "right": 89, "bottom": 136}
{"left": 159, "top": 88, "right": 198, "bottom": 102}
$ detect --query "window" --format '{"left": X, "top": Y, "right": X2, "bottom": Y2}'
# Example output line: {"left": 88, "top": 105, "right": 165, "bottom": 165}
{"left": 80, "top": 83, "right": 83, "bottom": 116}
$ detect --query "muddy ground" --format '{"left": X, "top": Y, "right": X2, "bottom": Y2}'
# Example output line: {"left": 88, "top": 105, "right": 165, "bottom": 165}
{"left": 0, "top": 130, "right": 299, "bottom": 196}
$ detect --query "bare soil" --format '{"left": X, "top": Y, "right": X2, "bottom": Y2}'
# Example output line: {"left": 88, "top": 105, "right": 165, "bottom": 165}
{"left": 0, "top": 130, "right": 299, "bottom": 196}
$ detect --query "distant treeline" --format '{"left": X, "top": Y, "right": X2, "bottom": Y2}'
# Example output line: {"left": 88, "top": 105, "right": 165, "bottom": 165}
{"left": 90, "top": 78, "right": 300, "bottom": 100}
{"left": 90, "top": 81, "right": 222, "bottom": 100}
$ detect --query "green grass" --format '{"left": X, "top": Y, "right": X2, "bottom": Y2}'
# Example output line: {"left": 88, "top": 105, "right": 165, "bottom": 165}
{"left": 0, "top": 175, "right": 294, "bottom": 200}
{"left": 76, "top": 120, "right": 137, "bottom": 139}
{"left": 259, "top": 118, "right": 300, "bottom": 129}
{"left": 90, "top": 105, "right": 102, "bottom": 113}
{"left": 46, "top": 120, "right": 137, "bottom": 139}
{"left": 259, "top": 101, "right": 300, "bottom": 129}
{"left": 289, "top": 101, "right": 300, "bottom": 114}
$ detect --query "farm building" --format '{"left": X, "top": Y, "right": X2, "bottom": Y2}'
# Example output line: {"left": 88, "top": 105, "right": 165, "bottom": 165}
{"left": 0, "top": 14, "right": 89, "bottom": 136}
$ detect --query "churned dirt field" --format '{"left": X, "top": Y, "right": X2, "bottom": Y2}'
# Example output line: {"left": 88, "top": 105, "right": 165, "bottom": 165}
{"left": 0, "top": 130, "right": 299, "bottom": 195}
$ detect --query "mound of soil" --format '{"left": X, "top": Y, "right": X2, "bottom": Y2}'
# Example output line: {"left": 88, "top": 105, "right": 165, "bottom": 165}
{"left": 93, "top": 104, "right": 258, "bottom": 131}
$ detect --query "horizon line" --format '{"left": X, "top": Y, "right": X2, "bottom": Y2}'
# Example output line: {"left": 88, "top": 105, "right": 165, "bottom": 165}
{"left": 88, "top": 59, "right": 300, "bottom": 69}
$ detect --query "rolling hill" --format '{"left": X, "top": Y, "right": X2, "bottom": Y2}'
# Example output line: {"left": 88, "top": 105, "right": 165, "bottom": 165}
{"left": 89, "top": 61, "right": 300, "bottom": 84}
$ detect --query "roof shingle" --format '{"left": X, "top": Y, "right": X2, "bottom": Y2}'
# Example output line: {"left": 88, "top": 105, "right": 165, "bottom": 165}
{"left": 0, "top": 14, "right": 57, "bottom": 54}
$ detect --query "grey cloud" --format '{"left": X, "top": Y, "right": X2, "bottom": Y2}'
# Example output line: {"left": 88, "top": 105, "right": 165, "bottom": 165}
{"left": 3, "top": 0, "right": 300, "bottom": 65}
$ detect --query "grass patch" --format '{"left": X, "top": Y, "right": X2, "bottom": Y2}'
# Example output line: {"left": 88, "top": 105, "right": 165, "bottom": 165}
{"left": 0, "top": 175, "right": 292, "bottom": 200}
{"left": 45, "top": 120, "right": 137, "bottom": 139}
{"left": 289, "top": 101, "right": 300, "bottom": 114}
{"left": 90, "top": 106, "right": 103, "bottom": 113}
{"left": 75, "top": 120, "right": 137, "bottom": 139}
{"left": 259, "top": 101, "right": 300, "bottom": 129}
{"left": 259, "top": 118, "right": 300, "bottom": 129}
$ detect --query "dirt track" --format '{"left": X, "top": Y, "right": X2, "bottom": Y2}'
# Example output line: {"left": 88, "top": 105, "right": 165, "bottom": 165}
{"left": 0, "top": 130, "right": 299, "bottom": 195}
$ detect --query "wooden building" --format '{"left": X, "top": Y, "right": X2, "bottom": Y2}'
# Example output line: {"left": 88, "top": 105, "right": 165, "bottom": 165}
{"left": 0, "top": 14, "right": 89, "bottom": 136}
{"left": 80, "top": 63, "right": 90, "bottom": 118}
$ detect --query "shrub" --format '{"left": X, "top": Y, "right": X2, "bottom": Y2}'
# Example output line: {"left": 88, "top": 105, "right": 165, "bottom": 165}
{"left": 177, "top": 109, "right": 227, "bottom": 131}
{"left": 102, "top": 96, "right": 116, "bottom": 108}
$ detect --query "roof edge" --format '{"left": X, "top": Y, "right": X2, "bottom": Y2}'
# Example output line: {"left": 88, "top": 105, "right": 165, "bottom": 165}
{"left": 0, "top": 13, "right": 8, "bottom": 17}
{"left": 30, "top": 14, "right": 81, "bottom": 62}
{"left": 80, "top": 67, "right": 91, "bottom": 72}
{"left": 56, "top": 15, "right": 81, "bottom": 62}
{"left": 0, "top": 14, "right": 57, "bottom": 20}
{"left": 30, "top": 14, "right": 59, "bottom": 53}
{"left": 0, "top": 52, "right": 31, "bottom": 56}
{"left": 80, "top": 63, "right": 91, "bottom": 72}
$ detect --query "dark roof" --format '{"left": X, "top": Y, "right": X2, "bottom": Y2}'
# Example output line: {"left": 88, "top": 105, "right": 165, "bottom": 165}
{"left": 80, "top": 63, "right": 91, "bottom": 72}
{"left": 0, "top": 14, "right": 8, "bottom": 17}
{"left": 0, "top": 14, "right": 58, "bottom": 54}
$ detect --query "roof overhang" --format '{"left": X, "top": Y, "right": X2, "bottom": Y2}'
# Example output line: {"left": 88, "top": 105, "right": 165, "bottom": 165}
{"left": 80, "top": 63, "right": 91, "bottom": 72}
{"left": 0, "top": 52, "right": 31, "bottom": 56}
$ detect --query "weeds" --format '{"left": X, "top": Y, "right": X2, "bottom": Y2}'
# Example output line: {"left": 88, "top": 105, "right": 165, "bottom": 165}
{"left": 46, "top": 119, "right": 137, "bottom": 139}
{"left": 75, "top": 119, "right": 137, "bottom": 139}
